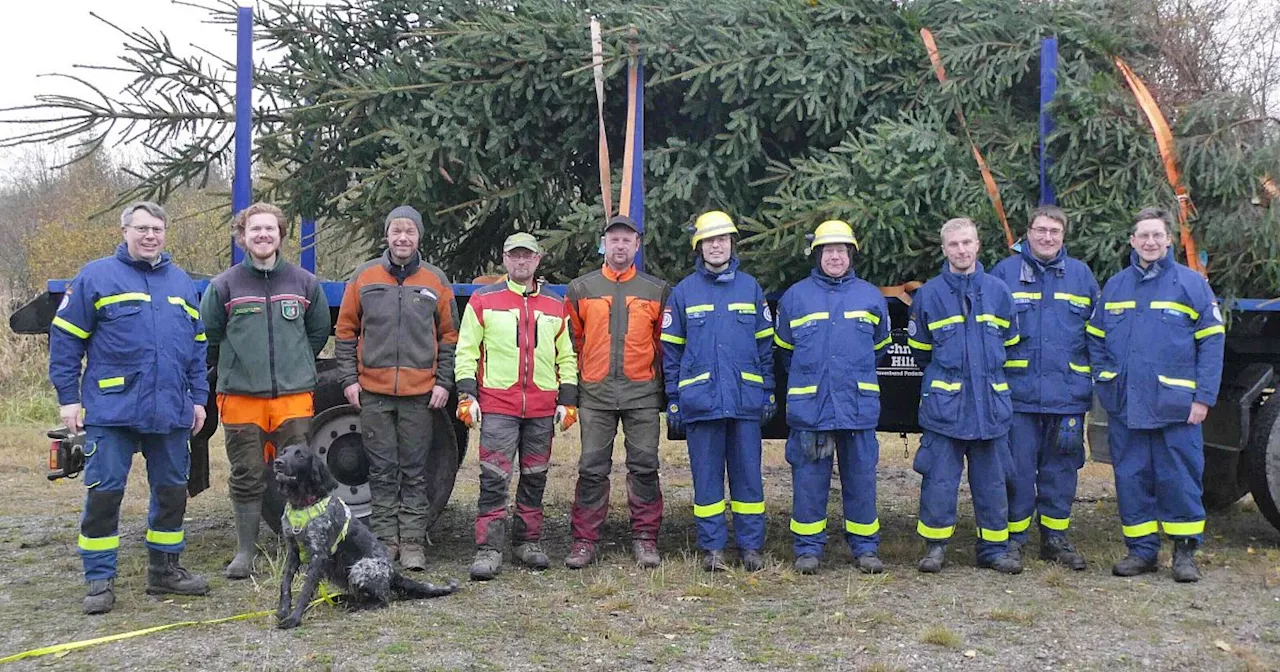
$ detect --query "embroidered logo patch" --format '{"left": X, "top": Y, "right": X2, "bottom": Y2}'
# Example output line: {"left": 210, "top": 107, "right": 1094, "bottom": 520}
{"left": 762, "top": 304, "right": 772, "bottom": 322}
{"left": 907, "top": 320, "right": 918, "bottom": 337}
{"left": 661, "top": 309, "right": 673, "bottom": 329}
{"left": 1212, "top": 303, "right": 1222, "bottom": 323}
{"left": 57, "top": 294, "right": 70, "bottom": 312}
{"left": 280, "top": 299, "right": 301, "bottom": 320}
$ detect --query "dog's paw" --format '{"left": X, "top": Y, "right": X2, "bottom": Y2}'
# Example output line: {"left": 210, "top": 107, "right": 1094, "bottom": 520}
{"left": 275, "top": 608, "right": 290, "bottom": 623}
{"left": 276, "top": 614, "right": 301, "bottom": 630}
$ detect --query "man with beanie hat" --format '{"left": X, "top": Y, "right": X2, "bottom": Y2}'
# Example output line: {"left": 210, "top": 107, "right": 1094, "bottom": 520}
{"left": 335, "top": 205, "right": 459, "bottom": 571}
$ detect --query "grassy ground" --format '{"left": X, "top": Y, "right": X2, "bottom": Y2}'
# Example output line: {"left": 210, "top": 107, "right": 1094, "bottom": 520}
{"left": 0, "top": 423, "right": 1278, "bottom": 671}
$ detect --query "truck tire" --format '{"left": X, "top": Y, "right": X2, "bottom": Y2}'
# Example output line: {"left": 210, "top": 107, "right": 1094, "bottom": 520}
{"left": 1246, "top": 394, "right": 1280, "bottom": 532}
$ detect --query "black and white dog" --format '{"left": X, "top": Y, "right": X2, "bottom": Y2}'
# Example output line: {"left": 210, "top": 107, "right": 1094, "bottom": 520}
{"left": 272, "top": 443, "right": 459, "bottom": 629}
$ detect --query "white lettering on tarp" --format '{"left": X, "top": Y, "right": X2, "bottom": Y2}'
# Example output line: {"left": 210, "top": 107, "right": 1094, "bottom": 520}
{"left": 877, "top": 342, "right": 923, "bottom": 377}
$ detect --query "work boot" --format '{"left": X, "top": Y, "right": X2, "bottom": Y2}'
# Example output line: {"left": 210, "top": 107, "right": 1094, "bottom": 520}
{"left": 632, "top": 539, "right": 661, "bottom": 569}
{"left": 918, "top": 543, "right": 947, "bottom": 573}
{"left": 399, "top": 543, "right": 427, "bottom": 571}
{"left": 1171, "top": 539, "right": 1202, "bottom": 583}
{"left": 740, "top": 549, "right": 765, "bottom": 572}
{"left": 977, "top": 553, "right": 1024, "bottom": 575}
{"left": 701, "top": 549, "right": 729, "bottom": 573}
{"left": 83, "top": 578, "right": 115, "bottom": 615}
{"left": 469, "top": 548, "right": 503, "bottom": 581}
{"left": 853, "top": 552, "right": 885, "bottom": 574}
{"left": 564, "top": 540, "right": 597, "bottom": 569}
{"left": 1040, "top": 536, "right": 1087, "bottom": 571}
{"left": 383, "top": 538, "right": 400, "bottom": 563}
{"left": 1006, "top": 540, "right": 1022, "bottom": 565}
{"left": 794, "top": 555, "right": 820, "bottom": 575}
{"left": 513, "top": 542, "right": 550, "bottom": 570}
{"left": 146, "top": 550, "right": 211, "bottom": 596}
{"left": 225, "top": 499, "right": 262, "bottom": 580}
{"left": 1111, "top": 552, "right": 1158, "bottom": 577}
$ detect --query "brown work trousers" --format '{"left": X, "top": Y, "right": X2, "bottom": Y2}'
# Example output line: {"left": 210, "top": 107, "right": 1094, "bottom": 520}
{"left": 569, "top": 407, "right": 663, "bottom": 542}
{"left": 360, "top": 390, "right": 433, "bottom": 545}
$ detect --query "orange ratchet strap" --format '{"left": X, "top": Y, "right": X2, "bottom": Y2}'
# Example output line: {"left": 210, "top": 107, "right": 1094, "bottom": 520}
{"left": 590, "top": 19, "right": 613, "bottom": 219}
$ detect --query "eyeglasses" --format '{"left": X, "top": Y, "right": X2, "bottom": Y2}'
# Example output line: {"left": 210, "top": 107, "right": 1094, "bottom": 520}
{"left": 1133, "top": 232, "right": 1168, "bottom": 242}
{"left": 1028, "top": 226, "right": 1064, "bottom": 238}
{"left": 127, "top": 225, "right": 166, "bottom": 235}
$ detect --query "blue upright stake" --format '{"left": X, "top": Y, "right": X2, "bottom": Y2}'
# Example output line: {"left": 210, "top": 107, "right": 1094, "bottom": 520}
{"left": 628, "top": 56, "right": 646, "bottom": 272}
{"left": 231, "top": 5, "right": 254, "bottom": 265}
{"left": 301, "top": 218, "right": 317, "bottom": 273}
{"left": 1039, "top": 36, "right": 1058, "bottom": 206}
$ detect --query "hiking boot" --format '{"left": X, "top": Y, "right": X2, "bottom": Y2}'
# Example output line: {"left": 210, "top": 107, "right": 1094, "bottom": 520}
{"left": 1111, "top": 552, "right": 1158, "bottom": 577}
{"left": 469, "top": 548, "right": 503, "bottom": 581}
{"left": 701, "top": 549, "right": 729, "bottom": 573}
{"left": 400, "top": 543, "right": 427, "bottom": 571}
{"left": 978, "top": 553, "right": 1024, "bottom": 575}
{"left": 1040, "top": 536, "right": 1087, "bottom": 571}
{"left": 83, "top": 579, "right": 115, "bottom": 615}
{"left": 383, "top": 538, "right": 400, "bottom": 562}
{"left": 225, "top": 499, "right": 261, "bottom": 580}
{"left": 918, "top": 543, "right": 946, "bottom": 574}
{"left": 146, "top": 550, "right": 211, "bottom": 596}
{"left": 564, "top": 540, "right": 597, "bottom": 569}
{"left": 853, "top": 552, "right": 885, "bottom": 574}
{"left": 514, "top": 542, "right": 550, "bottom": 570}
{"left": 740, "top": 549, "right": 765, "bottom": 572}
{"left": 632, "top": 539, "right": 661, "bottom": 569}
{"left": 1171, "top": 539, "right": 1201, "bottom": 583}
{"left": 794, "top": 554, "right": 820, "bottom": 575}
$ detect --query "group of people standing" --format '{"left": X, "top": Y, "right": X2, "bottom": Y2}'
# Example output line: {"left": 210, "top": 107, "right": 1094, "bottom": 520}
{"left": 48, "top": 198, "right": 1223, "bottom": 615}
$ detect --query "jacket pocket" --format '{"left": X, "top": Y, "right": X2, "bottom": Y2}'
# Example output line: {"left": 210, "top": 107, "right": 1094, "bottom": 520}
{"left": 677, "top": 370, "right": 714, "bottom": 416}
{"left": 856, "top": 379, "right": 881, "bottom": 424}
{"left": 1093, "top": 370, "right": 1121, "bottom": 415}
{"left": 931, "top": 324, "right": 962, "bottom": 370}
{"left": 1156, "top": 374, "right": 1196, "bottom": 423}
{"left": 86, "top": 371, "right": 141, "bottom": 425}
{"left": 920, "top": 377, "right": 962, "bottom": 429}
{"left": 785, "top": 374, "right": 820, "bottom": 428}
{"left": 737, "top": 369, "right": 765, "bottom": 415}
{"left": 990, "top": 380, "right": 1013, "bottom": 427}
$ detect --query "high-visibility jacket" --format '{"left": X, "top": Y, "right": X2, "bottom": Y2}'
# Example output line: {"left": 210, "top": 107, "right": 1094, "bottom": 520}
{"left": 48, "top": 244, "right": 209, "bottom": 433}
{"left": 661, "top": 258, "right": 774, "bottom": 423}
{"left": 1087, "top": 248, "right": 1225, "bottom": 429}
{"left": 774, "top": 267, "right": 891, "bottom": 431}
{"left": 565, "top": 264, "right": 668, "bottom": 410}
{"left": 455, "top": 278, "right": 578, "bottom": 418}
{"left": 907, "top": 261, "right": 1018, "bottom": 441}
{"left": 990, "top": 246, "right": 1100, "bottom": 414}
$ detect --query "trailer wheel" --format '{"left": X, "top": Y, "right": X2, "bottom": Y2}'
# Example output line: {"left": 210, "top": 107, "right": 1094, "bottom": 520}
{"left": 1246, "top": 394, "right": 1280, "bottom": 532}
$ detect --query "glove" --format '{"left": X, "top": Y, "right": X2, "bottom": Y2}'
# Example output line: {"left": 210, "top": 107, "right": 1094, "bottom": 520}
{"left": 555, "top": 405, "right": 578, "bottom": 431}
{"left": 457, "top": 395, "right": 481, "bottom": 428}
{"left": 760, "top": 393, "right": 777, "bottom": 425}
{"left": 816, "top": 431, "right": 836, "bottom": 460}
{"left": 798, "top": 431, "right": 836, "bottom": 461}
{"left": 666, "top": 398, "right": 684, "bottom": 434}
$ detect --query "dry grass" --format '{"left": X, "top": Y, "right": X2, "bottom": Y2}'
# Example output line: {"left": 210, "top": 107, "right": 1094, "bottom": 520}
{"left": 0, "top": 286, "right": 57, "bottom": 425}
{"left": 919, "top": 624, "right": 963, "bottom": 648}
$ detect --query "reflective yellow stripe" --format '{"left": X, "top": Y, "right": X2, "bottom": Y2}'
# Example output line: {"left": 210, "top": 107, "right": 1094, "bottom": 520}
{"left": 1194, "top": 325, "right": 1225, "bottom": 339}
{"left": 678, "top": 372, "right": 710, "bottom": 388}
{"left": 661, "top": 333, "right": 687, "bottom": 344}
{"left": 930, "top": 380, "right": 961, "bottom": 392}
{"left": 874, "top": 336, "right": 891, "bottom": 350}
{"left": 790, "top": 518, "right": 827, "bottom": 535}
{"left": 740, "top": 372, "right": 764, "bottom": 384}
{"left": 991, "top": 382, "right": 1009, "bottom": 392}
{"left": 1158, "top": 375, "right": 1196, "bottom": 390}
{"left": 1008, "top": 516, "right": 1032, "bottom": 533}
{"left": 754, "top": 327, "right": 775, "bottom": 340}
{"left": 731, "top": 500, "right": 765, "bottom": 515}
{"left": 1096, "top": 370, "right": 1117, "bottom": 381}
{"left": 693, "top": 500, "right": 726, "bottom": 518}
{"left": 78, "top": 534, "right": 119, "bottom": 552}
{"left": 94, "top": 292, "right": 151, "bottom": 309}
{"left": 917, "top": 520, "right": 955, "bottom": 540}
{"left": 857, "top": 381, "right": 880, "bottom": 393}
{"left": 789, "top": 312, "right": 829, "bottom": 328}
{"left": 1104, "top": 300, "right": 1135, "bottom": 311}
{"left": 685, "top": 304, "right": 714, "bottom": 314}
{"left": 907, "top": 338, "right": 932, "bottom": 351}
{"left": 146, "top": 529, "right": 184, "bottom": 546}
{"left": 1011, "top": 292, "right": 1041, "bottom": 300}
{"left": 1053, "top": 292, "right": 1092, "bottom": 306}
{"left": 98, "top": 377, "right": 125, "bottom": 389}
{"left": 1150, "top": 301, "right": 1199, "bottom": 320}
{"left": 727, "top": 303, "right": 756, "bottom": 314}
{"left": 927, "top": 315, "right": 964, "bottom": 330}
{"left": 1040, "top": 515, "right": 1070, "bottom": 531}
{"left": 788, "top": 385, "right": 818, "bottom": 396}
{"left": 194, "top": 333, "right": 207, "bottom": 342}
{"left": 845, "top": 518, "right": 880, "bottom": 536}
{"left": 976, "top": 314, "right": 1010, "bottom": 329}
{"left": 774, "top": 334, "right": 794, "bottom": 350}
{"left": 1003, "top": 335, "right": 1021, "bottom": 347}
{"left": 843, "top": 310, "right": 880, "bottom": 325}
{"left": 1161, "top": 520, "right": 1205, "bottom": 536}
{"left": 1068, "top": 362, "right": 1090, "bottom": 374}
{"left": 977, "top": 527, "right": 1009, "bottom": 542}
{"left": 52, "top": 316, "right": 91, "bottom": 339}
{"left": 1004, "top": 359, "right": 1029, "bottom": 368}
{"left": 1122, "top": 520, "right": 1159, "bottom": 538}
{"left": 167, "top": 296, "right": 199, "bottom": 319}
{"left": 1086, "top": 324, "right": 1106, "bottom": 338}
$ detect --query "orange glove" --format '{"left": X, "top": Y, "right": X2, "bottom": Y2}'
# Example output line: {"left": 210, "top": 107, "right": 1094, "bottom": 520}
{"left": 555, "top": 404, "right": 578, "bottom": 431}
{"left": 457, "top": 395, "right": 481, "bottom": 428}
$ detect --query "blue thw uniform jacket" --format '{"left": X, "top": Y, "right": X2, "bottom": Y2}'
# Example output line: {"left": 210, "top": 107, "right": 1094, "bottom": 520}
{"left": 991, "top": 246, "right": 1100, "bottom": 415}
{"left": 49, "top": 244, "right": 210, "bottom": 434}
{"left": 774, "top": 267, "right": 892, "bottom": 431}
{"left": 661, "top": 258, "right": 775, "bottom": 423}
{"left": 1087, "top": 248, "right": 1225, "bottom": 429}
{"left": 907, "top": 261, "right": 1018, "bottom": 440}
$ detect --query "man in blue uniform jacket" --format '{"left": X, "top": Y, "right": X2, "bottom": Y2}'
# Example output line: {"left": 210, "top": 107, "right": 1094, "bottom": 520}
{"left": 49, "top": 202, "right": 212, "bottom": 614}
{"left": 990, "top": 206, "right": 1100, "bottom": 570}
{"left": 907, "top": 217, "right": 1022, "bottom": 575}
{"left": 1087, "top": 207, "right": 1224, "bottom": 582}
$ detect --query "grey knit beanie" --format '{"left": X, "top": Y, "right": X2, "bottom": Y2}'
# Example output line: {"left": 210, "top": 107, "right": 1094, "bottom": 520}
{"left": 385, "top": 205, "right": 424, "bottom": 238}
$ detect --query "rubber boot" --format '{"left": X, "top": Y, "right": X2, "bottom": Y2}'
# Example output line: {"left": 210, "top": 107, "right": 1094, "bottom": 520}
{"left": 146, "top": 549, "right": 210, "bottom": 596}
{"left": 853, "top": 553, "right": 885, "bottom": 574}
{"left": 1171, "top": 539, "right": 1202, "bottom": 583}
{"left": 1006, "top": 540, "right": 1022, "bottom": 565}
{"left": 1040, "top": 535, "right": 1087, "bottom": 571}
{"left": 1111, "top": 552, "right": 1158, "bottom": 577}
{"left": 225, "top": 499, "right": 261, "bottom": 580}
{"left": 794, "top": 555, "right": 820, "bottom": 575}
{"left": 83, "top": 578, "right": 115, "bottom": 615}
{"left": 513, "top": 542, "right": 550, "bottom": 570}
{"left": 918, "top": 542, "right": 946, "bottom": 573}
{"left": 469, "top": 549, "right": 503, "bottom": 581}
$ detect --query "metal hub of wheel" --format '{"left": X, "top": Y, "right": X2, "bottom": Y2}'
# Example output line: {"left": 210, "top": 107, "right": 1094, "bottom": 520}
{"left": 310, "top": 404, "right": 372, "bottom": 518}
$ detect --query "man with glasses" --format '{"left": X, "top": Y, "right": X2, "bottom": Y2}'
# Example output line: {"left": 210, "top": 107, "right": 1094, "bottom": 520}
{"left": 50, "top": 202, "right": 212, "bottom": 614}
{"left": 990, "top": 206, "right": 1099, "bottom": 570}
{"left": 454, "top": 233, "right": 578, "bottom": 580}
{"left": 1088, "top": 207, "right": 1224, "bottom": 582}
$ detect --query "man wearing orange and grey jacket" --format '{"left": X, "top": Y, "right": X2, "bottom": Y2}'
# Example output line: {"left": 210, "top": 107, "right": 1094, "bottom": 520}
{"left": 334, "top": 205, "right": 459, "bottom": 571}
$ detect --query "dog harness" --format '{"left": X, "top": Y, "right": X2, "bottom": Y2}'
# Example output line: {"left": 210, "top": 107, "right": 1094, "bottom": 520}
{"left": 285, "top": 496, "right": 351, "bottom": 563}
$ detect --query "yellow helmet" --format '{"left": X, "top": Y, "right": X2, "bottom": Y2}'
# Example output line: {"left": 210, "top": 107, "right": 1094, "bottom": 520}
{"left": 690, "top": 210, "right": 738, "bottom": 249}
{"left": 809, "top": 220, "right": 860, "bottom": 252}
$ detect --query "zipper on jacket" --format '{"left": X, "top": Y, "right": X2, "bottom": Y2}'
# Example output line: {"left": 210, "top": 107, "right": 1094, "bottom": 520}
{"left": 264, "top": 268, "right": 279, "bottom": 399}
{"left": 611, "top": 275, "right": 623, "bottom": 411}
{"left": 520, "top": 293, "right": 532, "bottom": 418}
{"left": 393, "top": 280, "right": 403, "bottom": 395}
